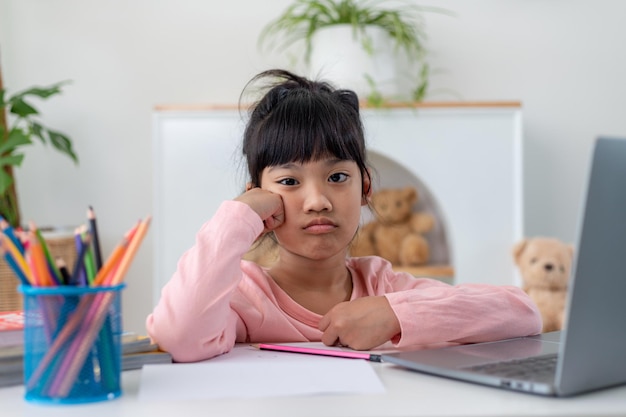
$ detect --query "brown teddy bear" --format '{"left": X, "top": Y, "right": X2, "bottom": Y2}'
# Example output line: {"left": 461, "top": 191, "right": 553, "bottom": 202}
{"left": 351, "top": 186, "right": 434, "bottom": 266}
{"left": 512, "top": 237, "right": 574, "bottom": 333}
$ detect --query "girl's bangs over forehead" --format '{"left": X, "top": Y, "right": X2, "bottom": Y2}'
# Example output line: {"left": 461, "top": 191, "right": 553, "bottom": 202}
{"left": 255, "top": 90, "right": 366, "bottom": 168}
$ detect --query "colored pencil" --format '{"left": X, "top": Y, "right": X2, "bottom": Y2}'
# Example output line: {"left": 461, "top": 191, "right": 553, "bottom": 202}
{"left": 0, "top": 242, "right": 30, "bottom": 285}
{"left": 53, "top": 215, "right": 151, "bottom": 395}
{"left": 26, "top": 231, "right": 51, "bottom": 286}
{"left": 87, "top": 206, "right": 103, "bottom": 271}
{"left": 82, "top": 232, "right": 96, "bottom": 285}
{"left": 91, "top": 236, "right": 129, "bottom": 286}
{"left": 106, "top": 216, "right": 151, "bottom": 286}
{"left": 70, "top": 229, "right": 91, "bottom": 286}
{"left": 26, "top": 293, "right": 93, "bottom": 389}
{"left": 0, "top": 217, "right": 24, "bottom": 254}
{"left": 26, "top": 219, "right": 141, "bottom": 386}
{"left": 50, "top": 291, "right": 113, "bottom": 396}
{"left": 19, "top": 213, "right": 151, "bottom": 398}
{"left": 254, "top": 343, "right": 383, "bottom": 361}
{"left": 55, "top": 257, "right": 71, "bottom": 285}
{"left": 34, "top": 227, "right": 63, "bottom": 286}
{"left": 0, "top": 233, "right": 32, "bottom": 284}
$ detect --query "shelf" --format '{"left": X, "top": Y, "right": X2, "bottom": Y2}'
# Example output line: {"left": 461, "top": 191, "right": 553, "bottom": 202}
{"left": 393, "top": 265, "right": 455, "bottom": 285}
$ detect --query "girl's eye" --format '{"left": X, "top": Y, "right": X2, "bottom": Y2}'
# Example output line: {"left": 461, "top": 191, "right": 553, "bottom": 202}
{"left": 329, "top": 173, "right": 348, "bottom": 183}
{"left": 278, "top": 178, "right": 298, "bottom": 186}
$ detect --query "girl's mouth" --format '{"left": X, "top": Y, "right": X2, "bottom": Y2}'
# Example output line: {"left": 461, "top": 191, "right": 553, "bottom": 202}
{"left": 304, "top": 219, "right": 337, "bottom": 234}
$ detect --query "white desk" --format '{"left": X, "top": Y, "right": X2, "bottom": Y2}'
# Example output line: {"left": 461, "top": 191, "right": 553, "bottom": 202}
{"left": 2, "top": 358, "right": 626, "bottom": 417}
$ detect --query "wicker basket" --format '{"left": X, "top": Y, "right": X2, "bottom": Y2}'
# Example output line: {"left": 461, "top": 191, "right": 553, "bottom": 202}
{"left": 0, "top": 233, "right": 77, "bottom": 312}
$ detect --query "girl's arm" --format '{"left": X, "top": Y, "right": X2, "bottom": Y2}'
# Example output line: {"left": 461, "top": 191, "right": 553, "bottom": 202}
{"left": 146, "top": 200, "right": 264, "bottom": 362}
{"left": 320, "top": 257, "right": 542, "bottom": 350}
{"left": 384, "top": 274, "right": 543, "bottom": 347}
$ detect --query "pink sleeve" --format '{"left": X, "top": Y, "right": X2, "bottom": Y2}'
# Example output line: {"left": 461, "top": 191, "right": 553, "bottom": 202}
{"left": 145, "top": 200, "right": 264, "bottom": 362}
{"left": 383, "top": 274, "right": 543, "bottom": 347}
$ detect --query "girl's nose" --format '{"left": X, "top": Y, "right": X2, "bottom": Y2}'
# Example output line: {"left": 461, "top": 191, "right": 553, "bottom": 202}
{"left": 303, "top": 184, "right": 332, "bottom": 212}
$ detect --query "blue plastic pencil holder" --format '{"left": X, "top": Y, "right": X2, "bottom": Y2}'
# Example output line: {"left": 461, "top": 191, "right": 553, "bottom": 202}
{"left": 19, "top": 284, "right": 125, "bottom": 404}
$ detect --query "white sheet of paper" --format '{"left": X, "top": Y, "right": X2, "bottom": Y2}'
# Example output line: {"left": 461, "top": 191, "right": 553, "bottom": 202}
{"left": 138, "top": 344, "right": 385, "bottom": 401}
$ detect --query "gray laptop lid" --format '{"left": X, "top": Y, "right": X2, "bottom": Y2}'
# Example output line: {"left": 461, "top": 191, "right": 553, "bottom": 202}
{"left": 556, "top": 137, "right": 626, "bottom": 395}
{"left": 382, "top": 137, "right": 626, "bottom": 396}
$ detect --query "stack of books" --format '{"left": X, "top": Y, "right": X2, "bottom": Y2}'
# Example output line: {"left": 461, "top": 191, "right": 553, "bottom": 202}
{"left": 119, "top": 332, "right": 174, "bottom": 371}
{"left": 0, "top": 345, "right": 23, "bottom": 387}
{"left": 0, "top": 311, "right": 24, "bottom": 348}
{"left": 0, "top": 311, "right": 25, "bottom": 387}
{"left": 0, "top": 327, "right": 173, "bottom": 388}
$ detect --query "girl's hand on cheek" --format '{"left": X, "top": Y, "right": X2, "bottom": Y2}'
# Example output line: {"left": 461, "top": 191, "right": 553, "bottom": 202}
{"left": 235, "top": 188, "right": 285, "bottom": 233}
{"left": 318, "top": 296, "right": 401, "bottom": 351}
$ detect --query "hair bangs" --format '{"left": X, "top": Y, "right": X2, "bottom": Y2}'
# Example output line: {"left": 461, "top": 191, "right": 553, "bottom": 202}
{"left": 256, "top": 92, "right": 363, "bottom": 169}
{"left": 242, "top": 69, "right": 369, "bottom": 190}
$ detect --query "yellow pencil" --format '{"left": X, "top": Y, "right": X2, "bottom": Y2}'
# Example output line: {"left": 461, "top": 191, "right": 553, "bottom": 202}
{"left": 1, "top": 234, "right": 32, "bottom": 283}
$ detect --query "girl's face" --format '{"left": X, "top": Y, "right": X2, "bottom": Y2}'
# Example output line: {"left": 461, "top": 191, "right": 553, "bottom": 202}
{"left": 260, "top": 157, "right": 369, "bottom": 262}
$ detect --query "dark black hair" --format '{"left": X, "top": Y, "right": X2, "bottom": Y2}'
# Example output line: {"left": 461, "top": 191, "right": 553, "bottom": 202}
{"left": 241, "top": 69, "right": 371, "bottom": 196}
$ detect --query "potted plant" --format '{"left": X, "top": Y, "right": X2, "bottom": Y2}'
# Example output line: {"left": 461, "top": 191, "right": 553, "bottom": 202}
{"left": 259, "top": 0, "right": 446, "bottom": 103}
{"left": 0, "top": 63, "right": 78, "bottom": 229}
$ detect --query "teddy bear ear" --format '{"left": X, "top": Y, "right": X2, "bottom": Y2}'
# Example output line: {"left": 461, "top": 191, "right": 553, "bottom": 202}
{"left": 402, "top": 186, "right": 417, "bottom": 202}
{"left": 512, "top": 239, "right": 529, "bottom": 264}
{"left": 567, "top": 244, "right": 575, "bottom": 260}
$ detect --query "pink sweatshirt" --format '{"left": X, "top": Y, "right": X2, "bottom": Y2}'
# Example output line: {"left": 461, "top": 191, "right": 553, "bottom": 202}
{"left": 146, "top": 201, "right": 542, "bottom": 362}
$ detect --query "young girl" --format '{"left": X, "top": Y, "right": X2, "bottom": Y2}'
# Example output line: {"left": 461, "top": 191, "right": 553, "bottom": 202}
{"left": 146, "top": 69, "right": 542, "bottom": 362}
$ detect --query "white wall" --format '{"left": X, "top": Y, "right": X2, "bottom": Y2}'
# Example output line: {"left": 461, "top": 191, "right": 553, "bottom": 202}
{"left": 1, "top": 0, "right": 625, "bottom": 333}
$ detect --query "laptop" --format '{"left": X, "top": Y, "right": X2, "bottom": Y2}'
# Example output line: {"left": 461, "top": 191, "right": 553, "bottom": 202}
{"left": 382, "top": 137, "right": 626, "bottom": 397}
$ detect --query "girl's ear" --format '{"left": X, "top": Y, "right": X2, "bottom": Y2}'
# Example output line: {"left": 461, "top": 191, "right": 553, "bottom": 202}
{"left": 245, "top": 182, "right": 254, "bottom": 192}
{"left": 361, "top": 172, "right": 372, "bottom": 206}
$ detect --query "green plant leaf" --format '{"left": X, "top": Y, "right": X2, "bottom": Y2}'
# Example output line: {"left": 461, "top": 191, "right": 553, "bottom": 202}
{"left": 364, "top": 73, "right": 384, "bottom": 107}
{"left": 0, "top": 151, "right": 25, "bottom": 199}
{"left": 12, "top": 81, "right": 71, "bottom": 100}
{"left": 0, "top": 79, "right": 76, "bottom": 228}
{"left": 412, "top": 62, "right": 430, "bottom": 102}
{"left": 0, "top": 89, "right": 6, "bottom": 107}
{"left": 8, "top": 97, "right": 39, "bottom": 118}
{"left": 0, "top": 169, "right": 14, "bottom": 196}
{"left": 0, "top": 153, "right": 25, "bottom": 168}
{"left": 258, "top": 0, "right": 434, "bottom": 65}
{"left": 412, "top": 81, "right": 427, "bottom": 102}
{"left": 0, "top": 129, "right": 32, "bottom": 154}
{"left": 46, "top": 128, "right": 79, "bottom": 163}
{"left": 6, "top": 81, "right": 72, "bottom": 118}
{"left": 30, "top": 122, "right": 46, "bottom": 144}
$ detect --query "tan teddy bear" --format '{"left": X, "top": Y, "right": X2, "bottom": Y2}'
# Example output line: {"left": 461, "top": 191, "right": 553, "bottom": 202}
{"left": 512, "top": 237, "right": 575, "bottom": 333}
{"left": 351, "top": 186, "right": 434, "bottom": 266}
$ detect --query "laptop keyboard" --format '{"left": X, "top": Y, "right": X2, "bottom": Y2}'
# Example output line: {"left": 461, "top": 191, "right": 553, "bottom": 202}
{"left": 463, "top": 353, "right": 558, "bottom": 381}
